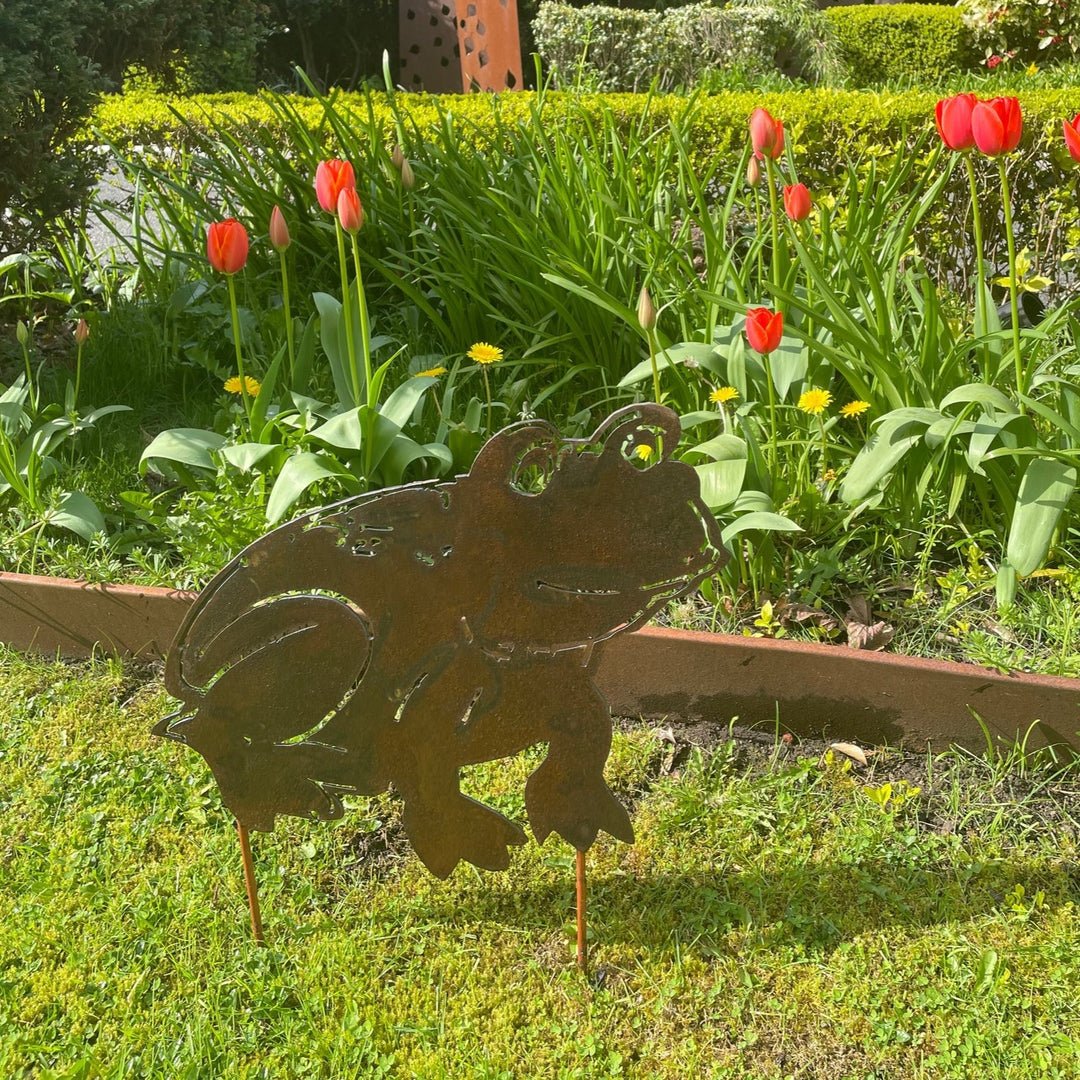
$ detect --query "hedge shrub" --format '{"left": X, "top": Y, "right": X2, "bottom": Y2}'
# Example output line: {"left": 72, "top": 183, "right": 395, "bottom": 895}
{"left": 90, "top": 87, "right": 1080, "bottom": 274}
{"left": 532, "top": 0, "right": 840, "bottom": 91}
{"left": 824, "top": 5, "right": 980, "bottom": 85}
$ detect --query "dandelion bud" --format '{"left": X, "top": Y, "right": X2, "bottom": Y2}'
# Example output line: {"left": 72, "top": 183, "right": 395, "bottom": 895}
{"left": 637, "top": 287, "right": 657, "bottom": 331}
{"left": 400, "top": 158, "right": 415, "bottom": 189}
{"left": 747, "top": 154, "right": 761, "bottom": 187}
{"left": 391, "top": 144, "right": 405, "bottom": 170}
{"left": 75, "top": 318, "right": 89, "bottom": 346}
{"left": 15, "top": 321, "right": 28, "bottom": 346}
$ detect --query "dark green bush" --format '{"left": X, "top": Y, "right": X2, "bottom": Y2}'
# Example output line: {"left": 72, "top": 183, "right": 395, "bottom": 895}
{"left": 824, "top": 4, "right": 980, "bottom": 85}
{"left": 0, "top": 0, "right": 272, "bottom": 256}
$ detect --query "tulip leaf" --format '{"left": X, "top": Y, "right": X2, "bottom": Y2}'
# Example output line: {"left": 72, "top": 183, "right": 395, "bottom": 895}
{"left": 695, "top": 458, "right": 747, "bottom": 510}
{"left": 720, "top": 511, "right": 801, "bottom": 545}
{"left": 139, "top": 428, "right": 226, "bottom": 474}
{"left": 266, "top": 452, "right": 350, "bottom": 525}
{"left": 841, "top": 415, "right": 935, "bottom": 503}
{"left": 767, "top": 337, "right": 807, "bottom": 401}
{"left": 1006, "top": 456, "right": 1077, "bottom": 576}
{"left": 313, "top": 292, "right": 356, "bottom": 409}
{"left": 50, "top": 491, "right": 105, "bottom": 540}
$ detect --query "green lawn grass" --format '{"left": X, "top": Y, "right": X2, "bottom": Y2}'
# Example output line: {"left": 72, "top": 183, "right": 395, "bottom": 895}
{"left": 1, "top": 647, "right": 1078, "bottom": 1079}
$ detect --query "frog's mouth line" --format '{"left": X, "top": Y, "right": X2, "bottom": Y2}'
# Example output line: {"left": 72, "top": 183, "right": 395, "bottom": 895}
{"left": 536, "top": 580, "right": 621, "bottom": 597}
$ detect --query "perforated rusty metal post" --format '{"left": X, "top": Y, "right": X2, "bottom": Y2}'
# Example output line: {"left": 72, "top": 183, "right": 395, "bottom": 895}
{"left": 399, "top": 0, "right": 521, "bottom": 93}
{"left": 158, "top": 405, "right": 728, "bottom": 947}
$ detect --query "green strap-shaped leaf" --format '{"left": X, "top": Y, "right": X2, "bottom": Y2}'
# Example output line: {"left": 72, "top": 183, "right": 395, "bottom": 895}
{"left": 840, "top": 414, "right": 936, "bottom": 504}
{"left": 720, "top": 511, "right": 802, "bottom": 546}
{"left": 266, "top": 452, "right": 349, "bottom": 525}
{"left": 139, "top": 428, "right": 226, "bottom": 473}
{"left": 381, "top": 375, "right": 439, "bottom": 430}
{"left": 1006, "top": 456, "right": 1077, "bottom": 576}
{"left": 51, "top": 491, "right": 105, "bottom": 540}
{"left": 695, "top": 459, "right": 747, "bottom": 510}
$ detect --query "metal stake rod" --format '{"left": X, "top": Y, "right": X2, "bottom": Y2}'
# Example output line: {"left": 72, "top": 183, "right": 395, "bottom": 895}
{"left": 575, "top": 848, "right": 587, "bottom": 973}
{"left": 237, "top": 821, "right": 265, "bottom": 946}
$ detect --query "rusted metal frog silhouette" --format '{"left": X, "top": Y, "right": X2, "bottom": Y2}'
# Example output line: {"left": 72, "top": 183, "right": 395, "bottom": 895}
{"left": 158, "top": 404, "right": 728, "bottom": 877}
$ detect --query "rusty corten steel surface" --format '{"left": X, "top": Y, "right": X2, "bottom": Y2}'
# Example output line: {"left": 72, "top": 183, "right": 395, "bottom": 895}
{"left": 457, "top": 0, "right": 523, "bottom": 92}
{"left": 0, "top": 571, "right": 195, "bottom": 658}
{"left": 157, "top": 405, "right": 728, "bottom": 878}
{"left": 596, "top": 626, "right": 1080, "bottom": 752}
{"left": 398, "top": 0, "right": 462, "bottom": 93}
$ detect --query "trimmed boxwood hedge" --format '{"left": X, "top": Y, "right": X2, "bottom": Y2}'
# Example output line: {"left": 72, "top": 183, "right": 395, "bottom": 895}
{"left": 824, "top": 4, "right": 980, "bottom": 85}
{"left": 89, "top": 86, "right": 1080, "bottom": 284}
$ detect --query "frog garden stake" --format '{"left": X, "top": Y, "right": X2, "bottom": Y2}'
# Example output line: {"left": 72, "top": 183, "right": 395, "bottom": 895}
{"left": 158, "top": 404, "right": 728, "bottom": 961}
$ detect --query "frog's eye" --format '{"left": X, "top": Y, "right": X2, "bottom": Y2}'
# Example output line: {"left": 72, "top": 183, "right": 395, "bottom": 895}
{"left": 509, "top": 443, "right": 563, "bottom": 494}
{"left": 592, "top": 404, "right": 679, "bottom": 466}
{"left": 619, "top": 428, "right": 666, "bottom": 471}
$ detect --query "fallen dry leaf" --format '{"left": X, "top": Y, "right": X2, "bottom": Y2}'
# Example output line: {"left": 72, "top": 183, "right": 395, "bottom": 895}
{"left": 844, "top": 595, "right": 894, "bottom": 651}
{"left": 829, "top": 741, "right": 869, "bottom": 766}
{"left": 781, "top": 603, "right": 840, "bottom": 631}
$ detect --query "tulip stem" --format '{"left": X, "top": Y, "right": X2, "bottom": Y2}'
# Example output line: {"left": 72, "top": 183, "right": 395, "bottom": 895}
{"left": 335, "top": 220, "right": 361, "bottom": 408}
{"left": 997, "top": 158, "right": 1024, "bottom": 395}
{"left": 762, "top": 349, "right": 778, "bottom": 475}
{"left": 646, "top": 327, "right": 661, "bottom": 405}
{"left": 226, "top": 273, "right": 252, "bottom": 429}
{"left": 279, "top": 250, "right": 295, "bottom": 392}
{"left": 765, "top": 158, "right": 782, "bottom": 298}
{"left": 349, "top": 232, "right": 374, "bottom": 407}
{"left": 964, "top": 156, "right": 990, "bottom": 383}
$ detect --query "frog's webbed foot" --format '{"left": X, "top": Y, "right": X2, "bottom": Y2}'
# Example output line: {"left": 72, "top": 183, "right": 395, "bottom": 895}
{"left": 404, "top": 793, "right": 527, "bottom": 879}
{"left": 525, "top": 756, "right": 634, "bottom": 852}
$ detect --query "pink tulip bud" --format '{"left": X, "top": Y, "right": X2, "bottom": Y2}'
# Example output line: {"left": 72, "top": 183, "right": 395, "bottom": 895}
{"left": 206, "top": 219, "right": 249, "bottom": 275}
{"left": 337, "top": 188, "right": 364, "bottom": 234}
{"left": 315, "top": 159, "right": 356, "bottom": 214}
{"left": 749, "top": 108, "right": 784, "bottom": 160}
{"left": 400, "top": 158, "right": 415, "bottom": 189}
{"left": 391, "top": 144, "right": 405, "bottom": 170}
{"left": 75, "top": 318, "right": 89, "bottom": 345}
{"left": 269, "top": 205, "right": 291, "bottom": 251}
{"left": 747, "top": 154, "right": 761, "bottom": 187}
{"left": 637, "top": 287, "right": 657, "bottom": 331}
{"left": 783, "top": 183, "right": 811, "bottom": 222}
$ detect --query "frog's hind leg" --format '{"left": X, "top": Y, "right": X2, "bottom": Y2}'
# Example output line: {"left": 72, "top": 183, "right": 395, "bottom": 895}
{"left": 521, "top": 671, "right": 634, "bottom": 852}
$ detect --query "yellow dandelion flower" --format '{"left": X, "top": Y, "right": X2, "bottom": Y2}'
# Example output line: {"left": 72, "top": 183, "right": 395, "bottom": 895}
{"left": 224, "top": 375, "right": 261, "bottom": 396}
{"left": 710, "top": 386, "right": 739, "bottom": 405}
{"left": 467, "top": 342, "right": 504, "bottom": 365}
{"left": 798, "top": 387, "right": 832, "bottom": 416}
{"left": 1027, "top": 62, "right": 1039, "bottom": 76}
{"left": 634, "top": 443, "right": 653, "bottom": 462}
{"left": 840, "top": 399, "right": 870, "bottom": 418}
{"left": 414, "top": 366, "right": 447, "bottom": 378}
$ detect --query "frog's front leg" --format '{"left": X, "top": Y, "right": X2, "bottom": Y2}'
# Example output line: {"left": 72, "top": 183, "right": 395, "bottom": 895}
{"left": 392, "top": 658, "right": 527, "bottom": 878}
{"left": 460, "top": 658, "right": 634, "bottom": 852}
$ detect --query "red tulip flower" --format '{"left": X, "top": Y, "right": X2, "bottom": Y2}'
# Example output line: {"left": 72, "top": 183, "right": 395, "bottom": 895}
{"left": 935, "top": 94, "right": 978, "bottom": 152}
{"left": 746, "top": 307, "right": 783, "bottom": 355}
{"left": 206, "top": 219, "right": 249, "bottom": 274}
{"left": 337, "top": 188, "right": 364, "bottom": 234}
{"left": 971, "top": 97, "right": 1022, "bottom": 157}
{"left": 269, "top": 205, "right": 291, "bottom": 251}
{"left": 315, "top": 159, "right": 356, "bottom": 213}
{"left": 783, "top": 183, "right": 811, "bottom": 222}
{"left": 749, "top": 108, "right": 784, "bottom": 160}
{"left": 1064, "top": 114, "right": 1080, "bottom": 163}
